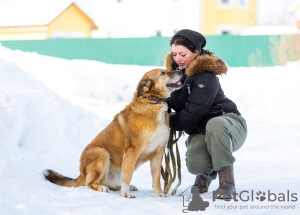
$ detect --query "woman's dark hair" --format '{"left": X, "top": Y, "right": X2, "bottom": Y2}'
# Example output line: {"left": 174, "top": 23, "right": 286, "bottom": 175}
{"left": 170, "top": 35, "right": 198, "bottom": 53}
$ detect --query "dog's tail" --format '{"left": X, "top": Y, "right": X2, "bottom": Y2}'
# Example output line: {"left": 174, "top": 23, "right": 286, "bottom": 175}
{"left": 43, "top": 169, "right": 85, "bottom": 187}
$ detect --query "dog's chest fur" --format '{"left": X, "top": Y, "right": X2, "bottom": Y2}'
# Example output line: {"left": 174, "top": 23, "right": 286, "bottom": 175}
{"left": 144, "top": 104, "right": 169, "bottom": 153}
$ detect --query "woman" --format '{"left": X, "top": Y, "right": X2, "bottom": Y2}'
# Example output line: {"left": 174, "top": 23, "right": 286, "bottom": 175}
{"left": 165, "top": 29, "right": 247, "bottom": 199}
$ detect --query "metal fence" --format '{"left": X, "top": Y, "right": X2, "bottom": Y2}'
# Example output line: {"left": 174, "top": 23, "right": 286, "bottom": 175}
{"left": 1, "top": 35, "right": 300, "bottom": 67}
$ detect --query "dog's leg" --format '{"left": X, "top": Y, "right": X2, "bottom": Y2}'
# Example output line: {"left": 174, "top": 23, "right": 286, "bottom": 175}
{"left": 121, "top": 148, "right": 139, "bottom": 198}
{"left": 150, "top": 144, "right": 166, "bottom": 197}
{"left": 84, "top": 147, "right": 110, "bottom": 193}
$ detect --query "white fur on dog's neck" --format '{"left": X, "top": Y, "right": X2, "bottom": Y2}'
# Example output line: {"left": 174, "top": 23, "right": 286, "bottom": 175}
{"left": 145, "top": 104, "right": 169, "bottom": 153}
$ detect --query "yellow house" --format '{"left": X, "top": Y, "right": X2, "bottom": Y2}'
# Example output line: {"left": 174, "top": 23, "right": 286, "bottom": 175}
{"left": 0, "top": 1, "right": 98, "bottom": 41}
{"left": 201, "top": 0, "right": 256, "bottom": 35}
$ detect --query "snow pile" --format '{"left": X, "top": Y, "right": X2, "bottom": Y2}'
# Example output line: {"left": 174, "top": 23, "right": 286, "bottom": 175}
{"left": 0, "top": 45, "right": 300, "bottom": 215}
{"left": 0, "top": 46, "right": 156, "bottom": 121}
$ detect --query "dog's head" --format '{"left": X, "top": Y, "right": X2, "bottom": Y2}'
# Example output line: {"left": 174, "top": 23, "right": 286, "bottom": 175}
{"left": 136, "top": 69, "right": 182, "bottom": 99}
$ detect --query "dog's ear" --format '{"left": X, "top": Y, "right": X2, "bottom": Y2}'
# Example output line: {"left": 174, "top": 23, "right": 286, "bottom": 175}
{"left": 137, "top": 79, "right": 153, "bottom": 97}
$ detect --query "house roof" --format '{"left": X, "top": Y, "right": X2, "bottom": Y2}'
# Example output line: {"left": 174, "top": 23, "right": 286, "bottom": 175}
{"left": 0, "top": 0, "right": 97, "bottom": 29}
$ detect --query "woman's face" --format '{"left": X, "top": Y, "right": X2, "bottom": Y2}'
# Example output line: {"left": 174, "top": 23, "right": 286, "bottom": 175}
{"left": 171, "top": 44, "right": 199, "bottom": 68}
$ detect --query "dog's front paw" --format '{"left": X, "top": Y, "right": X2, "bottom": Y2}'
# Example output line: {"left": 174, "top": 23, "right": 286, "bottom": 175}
{"left": 130, "top": 185, "right": 138, "bottom": 191}
{"left": 122, "top": 192, "right": 136, "bottom": 198}
{"left": 121, "top": 183, "right": 136, "bottom": 198}
{"left": 154, "top": 192, "right": 166, "bottom": 197}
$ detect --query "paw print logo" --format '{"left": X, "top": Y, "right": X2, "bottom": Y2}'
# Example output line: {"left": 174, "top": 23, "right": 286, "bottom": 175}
{"left": 256, "top": 191, "right": 266, "bottom": 202}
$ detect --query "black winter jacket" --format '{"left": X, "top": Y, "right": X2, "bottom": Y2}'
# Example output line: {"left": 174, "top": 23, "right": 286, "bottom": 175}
{"left": 165, "top": 50, "right": 240, "bottom": 135}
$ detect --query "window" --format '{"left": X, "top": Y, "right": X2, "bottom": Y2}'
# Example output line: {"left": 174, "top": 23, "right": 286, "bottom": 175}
{"left": 70, "top": 31, "right": 85, "bottom": 38}
{"left": 217, "top": 25, "right": 234, "bottom": 35}
{"left": 51, "top": 31, "right": 67, "bottom": 38}
{"left": 217, "top": 0, "right": 234, "bottom": 8}
{"left": 238, "top": 25, "right": 248, "bottom": 34}
{"left": 238, "top": 0, "right": 249, "bottom": 9}
{"left": 221, "top": 30, "right": 230, "bottom": 35}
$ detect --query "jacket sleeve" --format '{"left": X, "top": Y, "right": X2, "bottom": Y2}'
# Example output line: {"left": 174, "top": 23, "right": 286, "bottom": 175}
{"left": 169, "top": 72, "right": 219, "bottom": 131}
{"left": 167, "top": 86, "right": 189, "bottom": 113}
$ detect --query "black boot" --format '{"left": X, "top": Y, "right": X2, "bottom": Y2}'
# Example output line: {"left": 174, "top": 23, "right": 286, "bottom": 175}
{"left": 214, "top": 165, "right": 236, "bottom": 199}
{"left": 191, "top": 175, "right": 212, "bottom": 193}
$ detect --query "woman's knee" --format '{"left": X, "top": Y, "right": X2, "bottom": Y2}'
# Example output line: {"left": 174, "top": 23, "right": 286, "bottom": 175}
{"left": 206, "top": 117, "right": 227, "bottom": 135}
{"left": 185, "top": 156, "right": 216, "bottom": 180}
{"left": 186, "top": 156, "right": 207, "bottom": 175}
{"left": 185, "top": 150, "right": 212, "bottom": 175}
{"left": 185, "top": 134, "right": 214, "bottom": 175}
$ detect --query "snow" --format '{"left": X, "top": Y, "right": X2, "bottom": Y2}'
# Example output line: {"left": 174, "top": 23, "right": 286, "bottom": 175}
{"left": 0, "top": 44, "right": 300, "bottom": 215}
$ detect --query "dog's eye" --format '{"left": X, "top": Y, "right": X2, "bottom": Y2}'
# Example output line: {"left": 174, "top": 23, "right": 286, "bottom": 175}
{"left": 161, "top": 71, "right": 166, "bottom": 76}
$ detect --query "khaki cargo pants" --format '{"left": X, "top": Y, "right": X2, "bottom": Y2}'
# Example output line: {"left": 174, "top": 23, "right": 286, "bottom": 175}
{"left": 185, "top": 113, "right": 247, "bottom": 180}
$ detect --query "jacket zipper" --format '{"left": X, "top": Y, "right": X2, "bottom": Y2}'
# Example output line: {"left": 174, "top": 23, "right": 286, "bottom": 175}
{"left": 186, "top": 84, "right": 191, "bottom": 94}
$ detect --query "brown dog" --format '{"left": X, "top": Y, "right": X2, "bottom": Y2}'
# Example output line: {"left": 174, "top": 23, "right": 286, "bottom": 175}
{"left": 43, "top": 69, "right": 182, "bottom": 198}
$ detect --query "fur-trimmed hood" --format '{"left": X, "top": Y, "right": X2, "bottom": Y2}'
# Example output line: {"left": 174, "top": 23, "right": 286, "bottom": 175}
{"left": 164, "top": 50, "right": 228, "bottom": 77}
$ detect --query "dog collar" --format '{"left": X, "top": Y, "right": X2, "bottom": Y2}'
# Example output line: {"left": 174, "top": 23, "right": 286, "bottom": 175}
{"left": 143, "top": 96, "right": 168, "bottom": 104}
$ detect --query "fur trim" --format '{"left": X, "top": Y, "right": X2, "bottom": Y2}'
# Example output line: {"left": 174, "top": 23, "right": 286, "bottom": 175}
{"left": 164, "top": 50, "right": 228, "bottom": 76}
{"left": 164, "top": 51, "right": 175, "bottom": 71}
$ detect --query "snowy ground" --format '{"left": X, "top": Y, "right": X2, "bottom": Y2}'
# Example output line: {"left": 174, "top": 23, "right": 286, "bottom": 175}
{"left": 0, "top": 44, "right": 300, "bottom": 215}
